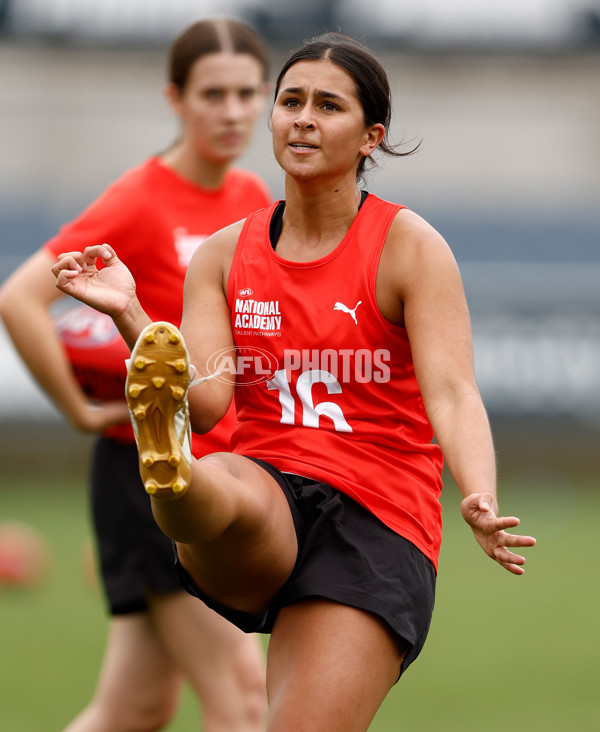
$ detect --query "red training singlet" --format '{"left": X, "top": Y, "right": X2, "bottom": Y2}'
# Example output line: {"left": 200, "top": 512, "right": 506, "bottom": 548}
{"left": 227, "top": 195, "right": 444, "bottom": 567}
{"left": 45, "top": 157, "right": 271, "bottom": 451}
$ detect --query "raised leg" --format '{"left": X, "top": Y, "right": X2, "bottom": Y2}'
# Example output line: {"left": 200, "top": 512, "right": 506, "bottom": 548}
{"left": 126, "top": 322, "right": 298, "bottom": 615}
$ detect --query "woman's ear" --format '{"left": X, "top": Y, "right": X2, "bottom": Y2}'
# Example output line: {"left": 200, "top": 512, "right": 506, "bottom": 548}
{"left": 256, "top": 80, "right": 273, "bottom": 113}
{"left": 360, "top": 123, "right": 386, "bottom": 158}
{"left": 165, "top": 82, "right": 183, "bottom": 116}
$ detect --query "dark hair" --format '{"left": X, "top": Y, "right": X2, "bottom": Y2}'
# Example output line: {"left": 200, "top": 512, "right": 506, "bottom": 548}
{"left": 274, "top": 32, "right": 418, "bottom": 182}
{"left": 169, "top": 17, "right": 270, "bottom": 91}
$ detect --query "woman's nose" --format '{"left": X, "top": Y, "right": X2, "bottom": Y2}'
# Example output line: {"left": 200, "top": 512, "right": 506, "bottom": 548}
{"left": 223, "top": 93, "right": 246, "bottom": 119}
{"left": 294, "top": 116, "right": 314, "bottom": 129}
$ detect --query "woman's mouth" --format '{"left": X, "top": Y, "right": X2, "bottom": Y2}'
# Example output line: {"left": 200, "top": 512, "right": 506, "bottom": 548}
{"left": 290, "top": 142, "right": 318, "bottom": 151}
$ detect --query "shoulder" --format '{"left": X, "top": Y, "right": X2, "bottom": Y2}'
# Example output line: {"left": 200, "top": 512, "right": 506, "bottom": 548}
{"left": 100, "top": 158, "right": 154, "bottom": 196}
{"left": 381, "top": 208, "right": 463, "bottom": 301}
{"left": 43, "top": 160, "right": 154, "bottom": 257}
{"left": 226, "top": 168, "right": 271, "bottom": 202}
{"left": 387, "top": 208, "right": 457, "bottom": 267}
{"left": 185, "top": 219, "right": 250, "bottom": 297}
{"left": 187, "top": 219, "right": 247, "bottom": 277}
{"left": 84, "top": 159, "right": 154, "bottom": 219}
{"left": 374, "top": 207, "right": 466, "bottom": 326}
{"left": 99, "top": 158, "right": 167, "bottom": 211}
{"left": 227, "top": 167, "right": 265, "bottom": 186}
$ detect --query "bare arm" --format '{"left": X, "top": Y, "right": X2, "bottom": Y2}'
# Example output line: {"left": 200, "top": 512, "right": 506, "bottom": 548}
{"left": 180, "top": 223, "right": 242, "bottom": 434}
{"left": 0, "top": 250, "right": 129, "bottom": 431}
{"left": 50, "top": 225, "right": 241, "bottom": 436}
{"left": 380, "top": 210, "right": 535, "bottom": 574}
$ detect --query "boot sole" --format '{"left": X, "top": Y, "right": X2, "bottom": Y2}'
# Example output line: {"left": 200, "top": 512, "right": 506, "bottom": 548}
{"left": 126, "top": 322, "right": 192, "bottom": 499}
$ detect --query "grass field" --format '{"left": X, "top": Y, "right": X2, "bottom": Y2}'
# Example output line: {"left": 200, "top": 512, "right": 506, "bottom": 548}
{"left": 0, "top": 423, "right": 598, "bottom": 731}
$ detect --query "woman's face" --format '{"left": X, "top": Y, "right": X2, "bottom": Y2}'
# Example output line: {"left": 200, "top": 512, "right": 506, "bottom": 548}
{"left": 271, "top": 58, "right": 382, "bottom": 183}
{"left": 172, "top": 52, "right": 267, "bottom": 164}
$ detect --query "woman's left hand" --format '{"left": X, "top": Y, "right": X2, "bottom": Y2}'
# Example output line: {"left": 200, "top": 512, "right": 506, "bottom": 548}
{"left": 460, "top": 493, "right": 536, "bottom": 575}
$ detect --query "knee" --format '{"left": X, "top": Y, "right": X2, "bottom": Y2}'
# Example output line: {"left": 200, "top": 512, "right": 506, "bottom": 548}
{"left": 201, "top": 637, "right": 267, "bottom": 730}
{"left": 133, "top": 701, "right": 178, "bottom": 732}
{"left": 235, "top": 637, "right": 268, "bottom": 726}
{"left": 88, "top": 692, "right": 179, "bottom": 732}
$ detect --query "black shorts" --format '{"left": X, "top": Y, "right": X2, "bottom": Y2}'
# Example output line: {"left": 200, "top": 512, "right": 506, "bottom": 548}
{"left": 176, "top": 457, "right": 436, "bottom": 674}
{"left": 91, "top": 436, "right": 183, "bottom": 615}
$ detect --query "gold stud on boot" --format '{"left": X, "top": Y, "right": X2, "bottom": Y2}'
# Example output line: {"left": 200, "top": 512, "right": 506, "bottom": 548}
{"left": 128, "top": 383, "right": 144, "bottom": 398}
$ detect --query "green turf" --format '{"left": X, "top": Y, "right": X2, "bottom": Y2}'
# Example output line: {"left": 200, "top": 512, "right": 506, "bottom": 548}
{"left": 0, "top": 434, "right": 598, "bottom": 731}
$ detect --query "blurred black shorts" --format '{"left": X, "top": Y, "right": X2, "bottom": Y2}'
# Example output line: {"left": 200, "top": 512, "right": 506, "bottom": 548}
{"left": 176, "top": 456, "right": 436, "bottom": 675}
{"left": 91, "top": 437, "right": 183, "bottom": 615}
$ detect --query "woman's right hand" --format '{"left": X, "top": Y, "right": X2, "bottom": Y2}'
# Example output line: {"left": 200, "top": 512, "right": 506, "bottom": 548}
{"left": 52, "top": 244, "right": 136, "bottom": 319}
{"left": 69, "top": 399, "right": 131, "bottom": 434}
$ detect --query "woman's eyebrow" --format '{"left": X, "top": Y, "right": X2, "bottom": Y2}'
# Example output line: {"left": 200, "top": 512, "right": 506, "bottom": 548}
{"left": 280, "top": 86, "right": 345, "bottom": 101}
{"left": 316, "top": 89, "right": 344, "bottom": 100}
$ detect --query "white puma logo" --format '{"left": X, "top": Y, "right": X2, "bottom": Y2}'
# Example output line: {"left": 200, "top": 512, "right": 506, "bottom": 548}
{"left": 334, "top": 300, "right": 362, "bottom": 325}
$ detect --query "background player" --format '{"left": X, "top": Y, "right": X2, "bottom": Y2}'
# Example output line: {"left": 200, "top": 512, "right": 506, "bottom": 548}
{"left": 0, "top": 16, "right": 271, "bottom": 732}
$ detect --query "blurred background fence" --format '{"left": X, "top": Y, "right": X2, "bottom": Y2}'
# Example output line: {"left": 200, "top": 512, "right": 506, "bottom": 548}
{"left": 1, "top": 0, "right": 599, "bottom": 453}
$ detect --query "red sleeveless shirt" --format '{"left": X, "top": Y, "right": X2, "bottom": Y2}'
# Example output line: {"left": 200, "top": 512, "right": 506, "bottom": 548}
{"left": 226, "top": 194, "right": 444, "bottom": 567}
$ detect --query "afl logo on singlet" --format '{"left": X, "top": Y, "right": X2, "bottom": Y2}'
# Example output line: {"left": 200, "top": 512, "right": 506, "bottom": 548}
{"left": 238, "top": 288, "right": 253, "bottom": 297}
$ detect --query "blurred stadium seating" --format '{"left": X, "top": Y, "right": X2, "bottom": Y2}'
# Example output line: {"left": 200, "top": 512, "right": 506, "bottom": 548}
{"left": 1, "top": 1, "right": 599, "bottom": 427}
{"left": 2, "top": 0, "right": 599, "bottom": 47}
